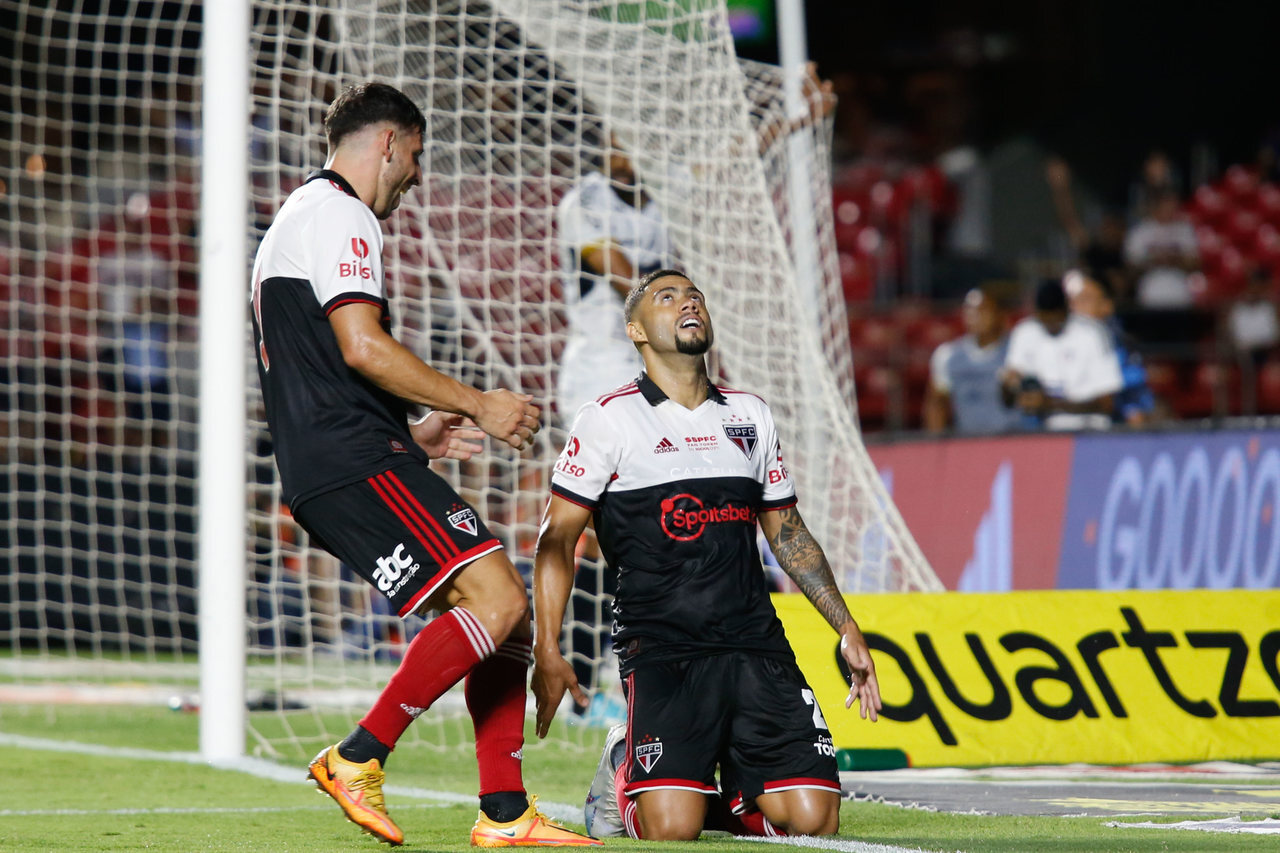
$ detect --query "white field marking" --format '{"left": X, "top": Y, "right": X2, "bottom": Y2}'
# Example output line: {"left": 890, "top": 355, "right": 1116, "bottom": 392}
{"left": 738, "top": 836, "right": 951, "bottom": 853}
{"left": 1110, "top": 817, "right": 1280, "bottom": 835}
{"left": 1, "top": 805, "right": 428, "bottom": 817}
{"left": 1, "top": 731, "right": 939, "bottom": 852}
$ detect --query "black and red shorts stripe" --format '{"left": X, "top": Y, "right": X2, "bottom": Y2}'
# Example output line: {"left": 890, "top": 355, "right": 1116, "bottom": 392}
{"left": 292, "top": 462, "right": 502, "bottom": 618}
{"left": 620, "top": 651, "right": 840, "bottom": 808}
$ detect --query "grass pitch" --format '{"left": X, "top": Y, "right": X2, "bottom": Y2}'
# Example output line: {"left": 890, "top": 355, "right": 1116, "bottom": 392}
{"left": 1, "top": 704, "right": 1276, "bottom": 852}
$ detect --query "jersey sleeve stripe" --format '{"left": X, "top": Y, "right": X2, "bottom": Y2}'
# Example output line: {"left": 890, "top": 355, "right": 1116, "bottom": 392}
{"left": 323, "top": 293, "right": 386, "bottom": 315}
{"left": 551, "top": 483, "right": 599, "bottom": 510}
{"left": 759, "top": 496, "right": 798, "bottom": 511}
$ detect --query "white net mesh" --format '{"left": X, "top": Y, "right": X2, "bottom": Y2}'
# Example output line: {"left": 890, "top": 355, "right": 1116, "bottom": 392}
{"left": 1, "top": 0, "right": 938, "bottom": 760}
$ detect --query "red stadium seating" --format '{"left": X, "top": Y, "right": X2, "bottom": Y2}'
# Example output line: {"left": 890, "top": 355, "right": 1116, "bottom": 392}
{"left": 847, "top": 312, "right": 902, "bottom": 363}
{"left": 1258, "top": 360, "right": 1280, "bottom": 414}
{"left": 1190, "top": 184, "right": 1228, "bottom": 227}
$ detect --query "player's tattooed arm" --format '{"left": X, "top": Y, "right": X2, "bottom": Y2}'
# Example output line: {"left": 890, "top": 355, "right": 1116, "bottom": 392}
{"left": 764, "top": 505, "right": 854, "bottom": 633}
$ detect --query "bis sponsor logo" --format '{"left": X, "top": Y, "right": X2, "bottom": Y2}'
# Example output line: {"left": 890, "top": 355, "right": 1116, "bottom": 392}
{"left": 339, "top": 236, "right": 373, "bottom": 279}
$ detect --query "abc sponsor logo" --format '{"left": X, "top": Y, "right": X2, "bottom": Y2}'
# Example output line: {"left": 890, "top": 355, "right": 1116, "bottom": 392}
{"left": 373, "top": 543, "right": 420, "bottom": 595}
{"left": 659, "top": 493, "right": 756, "bottom": 541}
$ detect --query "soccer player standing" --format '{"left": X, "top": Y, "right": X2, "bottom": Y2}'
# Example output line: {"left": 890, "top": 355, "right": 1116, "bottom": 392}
{"left": 531, "top": 269, "right": 881, "bottom": 840}
{"left": 251, "top": 81, "right": 597, "bottom": 848}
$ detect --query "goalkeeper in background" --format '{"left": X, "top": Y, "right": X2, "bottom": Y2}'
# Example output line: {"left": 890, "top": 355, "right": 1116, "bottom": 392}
{"left": 251, "top": 81, "right": 598, "bottom": 848}
{"left": 531, "top": 270, "right": 881, "bottom": 840}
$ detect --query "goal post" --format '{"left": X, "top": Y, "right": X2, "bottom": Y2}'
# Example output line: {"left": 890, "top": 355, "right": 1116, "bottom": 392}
{"left": 199, "top": 0, "right": 250, "bottom": 763}
{"left": 1, "top": 0, "right": 940, "bottom": 766}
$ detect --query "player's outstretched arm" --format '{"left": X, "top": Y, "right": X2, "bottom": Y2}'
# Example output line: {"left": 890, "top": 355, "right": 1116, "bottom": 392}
{"left": 531, "top": 495, "right": 594, "bottom": 738}
{"left": 329, "top": 302, "right": 539, "bottom": 450}
{"left": 760, "top": 506, "right": 882, "bottom": 721}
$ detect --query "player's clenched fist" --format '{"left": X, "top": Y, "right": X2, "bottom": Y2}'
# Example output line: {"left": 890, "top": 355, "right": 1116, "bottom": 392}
{"left": 475, "top": 388, "right": 540, "bottom": 450}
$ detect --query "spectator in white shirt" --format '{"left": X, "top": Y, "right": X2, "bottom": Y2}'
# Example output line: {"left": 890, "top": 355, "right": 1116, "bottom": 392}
{"left": 1227, "top": 270, "right": 1280, "bottom": 366}
{"left": 1001, "top": 279, "right": 1124, "bottom": 431}
{"left": 1123, "top": 189, "right": 1200, "bottom": 309}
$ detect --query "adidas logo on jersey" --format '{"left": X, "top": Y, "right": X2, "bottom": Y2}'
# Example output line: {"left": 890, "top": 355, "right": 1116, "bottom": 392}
{"left": 653, "top": 437, "right": 678, "bottom": 454}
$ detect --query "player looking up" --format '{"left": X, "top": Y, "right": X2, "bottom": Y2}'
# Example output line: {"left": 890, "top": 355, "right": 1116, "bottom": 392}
{"left": 250, "top": 81, "right": 597, "bottom": 848}
{"left": 531, "top": 269, "right": 881, "bottom": 840}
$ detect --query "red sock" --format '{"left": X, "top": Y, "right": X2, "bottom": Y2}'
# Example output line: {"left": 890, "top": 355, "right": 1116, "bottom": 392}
{"left": 465, "top": 635, "right": 531, "bottom": 796}
{"left": 359, "top": 607, "right": 495, "bottom": 748}
{"left": 728, "top": 808, "right": 786, "bottom": 837}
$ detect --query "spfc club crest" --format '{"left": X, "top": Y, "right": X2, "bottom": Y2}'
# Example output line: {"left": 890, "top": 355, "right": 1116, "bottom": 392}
{"left": 448, "top": 507, "right": 478, "bottom": 536}
{"left": 723, "top": 424, "right": 758, "bottom": 459}
{"left": 635, "top": 740, "right": 664, "bottom": 773}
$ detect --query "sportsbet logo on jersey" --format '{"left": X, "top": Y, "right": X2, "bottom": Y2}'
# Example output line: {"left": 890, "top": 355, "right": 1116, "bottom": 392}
{"left": 659, "top": 493, "right": 755, "bottom": 541}
{"left": 339, "top": 235, "right": 373, "bottom": 279}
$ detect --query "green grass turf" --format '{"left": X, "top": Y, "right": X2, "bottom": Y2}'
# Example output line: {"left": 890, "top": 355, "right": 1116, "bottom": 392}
{"left": 1, "top": 704, "right": 1278, "bottom": 852}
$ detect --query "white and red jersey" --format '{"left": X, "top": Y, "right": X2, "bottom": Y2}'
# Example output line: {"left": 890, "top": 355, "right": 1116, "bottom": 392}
{"left": 550, "top": 372, "right": 797, "bottom": 673}
{"left": 251, "top": 170, "right": 427, "bottom": 507}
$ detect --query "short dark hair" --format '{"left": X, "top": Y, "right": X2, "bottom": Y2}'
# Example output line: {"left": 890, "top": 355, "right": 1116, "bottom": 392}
{"left": 1034, "top": 278, "right": 1068, "bottom": 313}
{"left": 1082, "top": 270, "right": 1115, "bottom": 301}
{"left": 324, "top": 82, "right": 426, "bottom": 150}
{"left": 624, "top": 269, "right": 690, "bottom": 323}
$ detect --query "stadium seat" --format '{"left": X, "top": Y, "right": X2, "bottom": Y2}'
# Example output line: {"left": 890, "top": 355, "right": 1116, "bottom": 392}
{"left": 839, "top": 251, "right": 874, "bottom": 303}
{"left": 847, "top": 312, "right": 902, "bottom": 363}
{"left": 1142, "top": 359, "right": 1181, "bottom": 404}
{"left": 1253, "top": 224, "right": 1280, "bottom": 276}
{"left": 1179, "top": 363, "right": 1239, "bottom": 418}
{"left": 1224, "top": 208, "right": 1262, "bottom": 251}
{"left": 1257, "top": 183, "right": 1280, "bottom": 226}
{"left": 1196, "top": 224, "right": 1223, "bottom": 261}
{"left": 853, "top": 364, "right": 900, "bottom": 431}
{"left": 1222, "top": 165, "right": 1260, "bottom": 206}
{"left": 1209, "top": 245, "right": 1249, "bottom": 298}
{"left": 1190, "top": 184, "right": 1228, "bottom": 226}
{"left": 832, "top": 186, "right": 865, "bottom": 250}
{"left": 1258, "top": 360, "right": 1280, "bottom": 414}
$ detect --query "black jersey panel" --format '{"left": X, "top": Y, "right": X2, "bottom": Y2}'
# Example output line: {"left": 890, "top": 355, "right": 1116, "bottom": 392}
{"left": 253, "top": 275, "right": 425, "bottom": 506}
{"left": 597, "top": 475, "right": 793, "bottom": 672}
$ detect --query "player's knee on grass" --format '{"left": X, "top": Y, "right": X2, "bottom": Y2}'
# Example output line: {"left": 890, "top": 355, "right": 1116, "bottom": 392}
{"left": 635, "top": 791, "right": 706, "bottom": 841}
{"left": 758, "top": 789, "right": 841, "bottom": 836}
{"left": 637, "top": 811, "right": 703, "bottom": 841}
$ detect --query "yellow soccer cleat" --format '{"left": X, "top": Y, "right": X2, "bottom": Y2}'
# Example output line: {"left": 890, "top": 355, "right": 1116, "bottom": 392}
{"left": 471, "top": 796, "right": 603, "bottom": 847}
{"left": 308, "top": 744, "right": 405, "bottom": 846}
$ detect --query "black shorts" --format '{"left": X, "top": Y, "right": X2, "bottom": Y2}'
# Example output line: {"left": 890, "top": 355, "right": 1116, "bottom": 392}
{"left": 292, "top": 463, "right": 502, "bottom": 618}
{"left": 620, "top": 651, "right": 840, "bottom": 810}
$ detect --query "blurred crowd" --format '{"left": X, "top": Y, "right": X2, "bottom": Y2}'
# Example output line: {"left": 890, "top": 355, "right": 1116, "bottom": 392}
{"left": 829, "top": 67, "right": 1280, "bottom": 433}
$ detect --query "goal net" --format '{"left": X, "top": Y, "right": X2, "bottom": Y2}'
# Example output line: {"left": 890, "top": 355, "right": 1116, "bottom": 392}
{"left": 1, "top": 0, "right": 939, "bottom": 760}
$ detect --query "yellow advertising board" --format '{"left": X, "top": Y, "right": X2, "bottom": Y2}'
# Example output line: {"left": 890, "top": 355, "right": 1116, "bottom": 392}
{"left": 774, "top": 590, "right": 1280, "bottom": 767}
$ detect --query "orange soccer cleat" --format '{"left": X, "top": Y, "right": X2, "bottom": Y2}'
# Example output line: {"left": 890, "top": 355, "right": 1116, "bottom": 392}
{"left": 471, "top": 796, "right": 603, "bottom": 847}
{"left": 308, "top": 744, "right": 405, "bottom": 846}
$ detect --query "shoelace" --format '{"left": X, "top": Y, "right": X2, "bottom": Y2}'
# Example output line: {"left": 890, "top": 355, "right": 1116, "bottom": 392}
{"left": 346, "top": 767, "right": 388, "bottom": 812}
{"left": 526, "top": 796, "right": 571, "bottom": 830}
